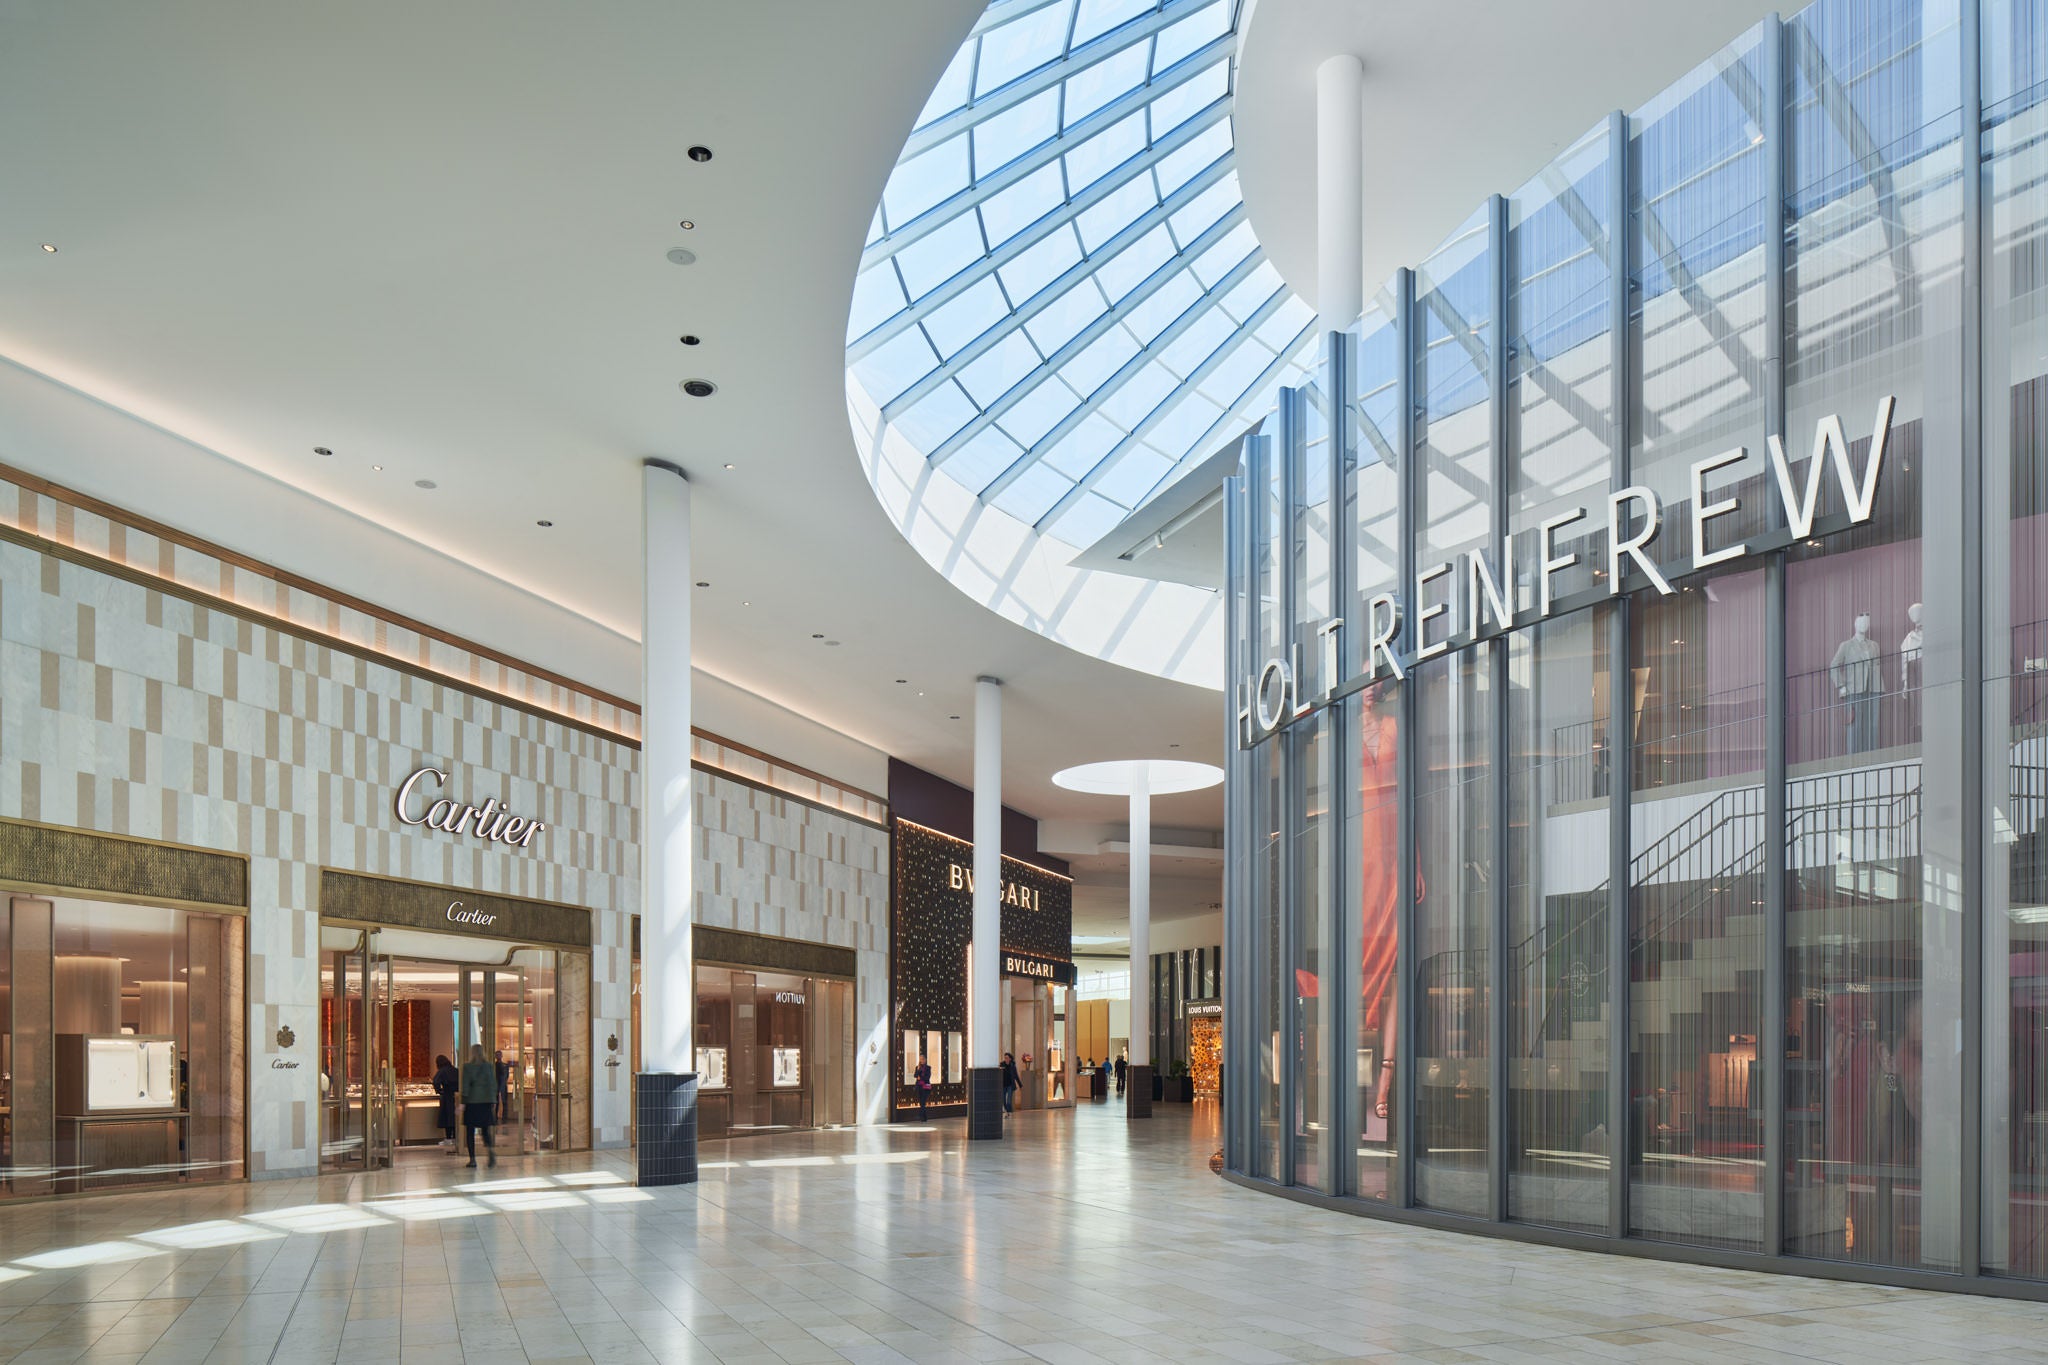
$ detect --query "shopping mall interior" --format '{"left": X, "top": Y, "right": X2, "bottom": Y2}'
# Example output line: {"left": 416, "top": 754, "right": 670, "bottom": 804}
{"left": 1, "top": 0, "right": 2046, "bottom": 1359}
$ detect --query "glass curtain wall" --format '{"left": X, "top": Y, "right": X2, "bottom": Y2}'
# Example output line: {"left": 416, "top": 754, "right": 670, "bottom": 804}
{"left": 1226, "top": 0, "right": 2048, "bottom": 1296}
{"left": 1984, "top": 0, "right": 2048, "bottom": 1282}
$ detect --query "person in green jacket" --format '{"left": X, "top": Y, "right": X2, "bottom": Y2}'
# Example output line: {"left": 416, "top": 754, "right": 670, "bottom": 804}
{"left": 459, "top": 1043, "right": 498, "bottom": 1168}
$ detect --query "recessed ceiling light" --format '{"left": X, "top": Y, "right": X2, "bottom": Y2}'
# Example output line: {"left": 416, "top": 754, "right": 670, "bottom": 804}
{"left": 895, "top": 679, "right": 907, "bottom": 684}
{"left": 679, "top": 220, "right": 695, "bottom": 230}
{"left": 40, "top": 243, "right": 56, "bottom": 253}
{"left": 917, "top": 691, "right": 925, "bottom": 697}
{"left": 681, "top": 379, "right": 716, "bottom": 397}
{"left": 536, "top": 519, "right": 554, "bottom": 528}
{"left": 811, "top": 633, "right": 824, "bottom": 639}
{"left": 742, "top": 600, "right": 751, "bottom": 606}
{"left": 680, "top": 335, "right": 701, "bottom": 346}
{"left": 1170, "top": 743, "right": 1181, "bottom": 748}
{"left": 949, "top": 715, "right": 961, "bottom": 721}
{"left": 415, "top": 479, "right": 437, "bottom": 490}
{"left": 371, "top": 464, "right": 384, "bottom": 472}
{"left": 687, "top": 145, "right": 713, "bottom": 162}
{"left": 722, "top": 462, "right": 734, "bottom": 470}
{"left": 313, "top": 446, "right": 332, "bottom": 457}
{"left": 695, "top": 581, "right": 709, "bottom": 588}
{"left": 666, "top": 248, "right": 697, "bottom": 266}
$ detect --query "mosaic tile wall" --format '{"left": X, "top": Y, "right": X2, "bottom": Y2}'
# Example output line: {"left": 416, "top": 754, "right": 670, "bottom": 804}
{"left": 1, "top": 530, "right": 895, "bottom": 1174}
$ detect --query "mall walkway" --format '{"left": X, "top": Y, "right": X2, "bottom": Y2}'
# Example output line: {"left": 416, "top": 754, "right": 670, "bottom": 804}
{"left": 0, "top": 1105, "right": 2042, "bottom": 1364}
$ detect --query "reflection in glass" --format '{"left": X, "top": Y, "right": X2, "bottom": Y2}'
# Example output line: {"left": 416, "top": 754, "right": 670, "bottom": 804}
{"left": 1355, "top": 685, "right": 1401, "bottom": 1199}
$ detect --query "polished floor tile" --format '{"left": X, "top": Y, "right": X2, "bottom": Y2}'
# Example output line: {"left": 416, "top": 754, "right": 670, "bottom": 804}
{"left": 0, "top": 1105, "right": 2041, "bottom": 1362}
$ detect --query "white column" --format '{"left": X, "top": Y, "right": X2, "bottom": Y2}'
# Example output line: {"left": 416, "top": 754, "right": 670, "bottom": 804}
{"left": 1128, "top": 764, "right": 1151, "bottom": 1069}
{"left": 971, "top": 676, "right": 1002, "bottom": 1069}
{"left": 1316, "top": 53, "right": 1365, "bottom": 330}
{"left": 641, "top": 461, "right": 694, "bottom": 1075}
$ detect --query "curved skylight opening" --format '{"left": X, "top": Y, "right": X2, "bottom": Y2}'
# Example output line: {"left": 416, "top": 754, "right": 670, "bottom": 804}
{"left": 850, "top": 0, "right": 1316, "bottom": 552}
{"left": 845, "top": 0, "right": 1315, "bottom": 686}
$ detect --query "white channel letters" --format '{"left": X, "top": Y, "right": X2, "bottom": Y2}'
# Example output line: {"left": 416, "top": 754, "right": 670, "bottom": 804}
{"left": 1238, "top": 398, "right": 1896, "bottom": 746}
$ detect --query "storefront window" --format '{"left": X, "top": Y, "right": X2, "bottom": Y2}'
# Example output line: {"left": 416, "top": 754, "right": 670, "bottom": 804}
{"left": 3, "top": 895, "right": 244, "bottom": 1199}
{"left": 695, "top": 964, "right": 852, "bottom": 1139}
{"left": 1354, "top": 684, "right": 1401, "bottom": 1200}
{"left": 1982, "top": 0, "right": 2048, "bottom": 1282}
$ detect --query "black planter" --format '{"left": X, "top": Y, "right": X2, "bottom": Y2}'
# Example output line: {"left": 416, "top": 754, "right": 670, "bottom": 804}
{"left": 1150, "top": 1071, "right": 1163, "bottom": 1102}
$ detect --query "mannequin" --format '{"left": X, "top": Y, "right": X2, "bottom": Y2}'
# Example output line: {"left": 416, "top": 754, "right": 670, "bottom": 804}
{"left": 1830, "top": 612, "right": 1883, "bottom": 754}
{"left": 1899, "top": 602, "right": 1924, "bottom": 691}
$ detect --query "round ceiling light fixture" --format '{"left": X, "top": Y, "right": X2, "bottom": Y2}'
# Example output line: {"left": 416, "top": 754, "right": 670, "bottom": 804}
{"left": 370, "top": 464, "right": 384, "bottom": 472}
{"left": 721, "top": 462, "right": 734, "bottom": 470}
{"left": 414, "top": 479, "right": 437, "bottom": 490}
{"left": 312, "top": 446, "right": 332, "bottom": 457}
{"left": 666, "top": 247, "right": 697, "bottom": 266}
{"left": 679, "top": 335, "right": 701, "bottom": 346}
{"left": 40, "top": 243, "right": 56, "bottom": 253}
{"left": 687, "top": 145, "right": 713, "bottom": 162}
{"left": 810, "top": 633, "right": 824, "bottom": 639}
{"left": 695, "top": 581, "right": 709, "bottom": 588}
{"left": 679, "top": 220, "right": 695, "bottom": 230}
{"left": 536, "top": 520, "right": 554, "bottom": 528}
{"left": 680, "top": 379, "right": 716, "bottom": 397}
{"left": 1052, "top": 759, "right": 1225, "bottom": 796}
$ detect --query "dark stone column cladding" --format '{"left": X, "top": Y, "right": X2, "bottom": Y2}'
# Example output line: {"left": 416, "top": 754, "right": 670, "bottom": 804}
{"left": 636, "top": 1072, "right": 698, "bottom": 1185}
{"left": 966, "top": 1066, "right": 1005, "bottom": 1139}
{"left": 1125, "top": 1064, "right": 1153, "bottom": 1119}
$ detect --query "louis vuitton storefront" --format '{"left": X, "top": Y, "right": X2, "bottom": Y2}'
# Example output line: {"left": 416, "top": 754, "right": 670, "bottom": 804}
{"left": 1222, "top": 0, "right": 2048, "bottom": 1298}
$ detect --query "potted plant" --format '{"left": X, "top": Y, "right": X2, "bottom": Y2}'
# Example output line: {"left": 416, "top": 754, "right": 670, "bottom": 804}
{"left": 1166, "top": 1060, "right": 1194, "bottom": 1102}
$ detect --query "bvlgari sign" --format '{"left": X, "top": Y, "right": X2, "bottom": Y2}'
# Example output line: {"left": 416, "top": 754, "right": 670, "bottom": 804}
{"left": 1238, "top": 398, "right": 1897, "bottom": 745}
{"left": 394, "top": 766, "right": 548, "bottom": 850}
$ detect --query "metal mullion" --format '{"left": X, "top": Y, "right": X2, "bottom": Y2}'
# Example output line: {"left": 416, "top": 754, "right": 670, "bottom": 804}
{"left": 898, "top": 0, "right": 1208, "bottom": 163}
{"left": 884, "top": 202, "right": 1248, "bottom": 419}
{"left": 1277, "top": 384, "right": 1303, "bottom": 1189}
{"left": 870, "top": 47, "right": 1235, "bottom": 268}
{"left": 1959, "top": 0, "right": 1984, "bottom": 1282}
{"left": 943, "top": 244, "right": 1266, "bottom": 476}
{"left": 1394, "top": 266, "right": 1420, "bottom": 1210}
{"left": 1605, "top": 107, "right": 1632, "bottom": 1244}
{"left": 1761, "top": 11, "right": 1789, "bottom": 1264}
{"left": 848, "top": 148, "right": 1236, "bottom": 364}
{"left": 1223, "top": 465, "right": 1246, "bottom": 1172}
{"left": 1328, "top": 328, "right": 1356, "bottom": 1199}
{"left": 1486, "top": 193, "right": 1510, "bottom": 1228}
{"left": 1024, "top": 283, "right": 1293, "bottom": 515}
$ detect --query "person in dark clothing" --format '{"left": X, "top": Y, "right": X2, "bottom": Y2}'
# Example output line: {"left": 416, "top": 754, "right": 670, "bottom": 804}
{"left": 1114, "top": 1053, "right": 1127, "bottom": 1098}
{"left": 1000, "top": 1052, "right": 1021, "bottom": 1114}
{"left": 1098, "top": 1057, "right": 1111, "bottom": 1098}
{"left": 913, "top": 1054, "right": 932, "bottom": 1119}
{"left": 431, "top": 1054, "right": 459, "bottom": 1149}
{"left": 460, "top": 1044, "right": 498, "bottom": 1168}
{"left": 493, "top": 1050, "right": 511, "bottom": 1125}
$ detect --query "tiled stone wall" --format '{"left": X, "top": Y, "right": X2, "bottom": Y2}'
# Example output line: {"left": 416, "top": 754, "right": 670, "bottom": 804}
{"left": 693, "top": 769, "right": 891, "bottom": 1123}
{"left": 2, "top": 530, "right": 894, "bottom": 1175}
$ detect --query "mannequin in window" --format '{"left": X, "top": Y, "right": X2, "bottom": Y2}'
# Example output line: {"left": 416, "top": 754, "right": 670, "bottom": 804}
{"left": 1829, "top": 612, "right": 1883, "bottom": 754}
{"left": 1898, "top": 602, "right": 1924, "bottom": 744}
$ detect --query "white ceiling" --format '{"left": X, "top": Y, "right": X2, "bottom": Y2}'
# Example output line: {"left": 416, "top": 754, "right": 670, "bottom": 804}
{"left": 1233, "top": 0, "right": 1780, "bottom": 311}
{"left": 0, "top": 0, "right": 1229, "bottom": 830}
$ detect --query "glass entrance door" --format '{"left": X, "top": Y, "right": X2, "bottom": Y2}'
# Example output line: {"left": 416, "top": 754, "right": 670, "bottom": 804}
{"left": 365, "top": 948, "right": 396, "bottom": 1169}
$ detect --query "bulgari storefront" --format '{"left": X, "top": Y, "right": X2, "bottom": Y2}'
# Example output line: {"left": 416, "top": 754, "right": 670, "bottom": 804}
{"left": 1223, "top": 0, "right": 2048, "bottom": 1298}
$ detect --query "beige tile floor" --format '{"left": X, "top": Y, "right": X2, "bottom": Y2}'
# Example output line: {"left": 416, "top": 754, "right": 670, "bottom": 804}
{"left": 0, "top": 1103, "right": 2043, "bottom": 1363}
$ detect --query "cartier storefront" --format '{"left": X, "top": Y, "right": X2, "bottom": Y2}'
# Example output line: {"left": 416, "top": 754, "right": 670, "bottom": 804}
{"left": 1222, "top": 0, "right": 2048, "bottom": 1299}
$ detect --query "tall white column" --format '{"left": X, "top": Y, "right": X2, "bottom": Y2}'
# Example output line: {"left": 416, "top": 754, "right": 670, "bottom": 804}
{"left": 1316, "top": 53, "right": 1365, "bottom": 330}
{"left": 971, "top": 676, "right": 1002, "bottom": 1070}
{"left": 641, "top": 461, "right": 693, "bottom": 1075}
{"left": 1128, "top": 764, "right": 1151, "bottom": 1070}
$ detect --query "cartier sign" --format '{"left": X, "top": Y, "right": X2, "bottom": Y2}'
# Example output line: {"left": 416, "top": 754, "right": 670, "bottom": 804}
{"left": 1239, "top": 398, "right": 1896, "bottom": 745}
{"left": 394, "top": 766, "right": 548, "bottom": 850}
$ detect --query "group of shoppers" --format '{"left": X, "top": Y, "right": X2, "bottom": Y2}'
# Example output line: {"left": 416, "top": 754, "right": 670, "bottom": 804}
{"left": 907, "top": 1047, "right": 1132, "bottom": 1119}
{"left": 430, "top": 1046, "right": 512, "bottom": 1167}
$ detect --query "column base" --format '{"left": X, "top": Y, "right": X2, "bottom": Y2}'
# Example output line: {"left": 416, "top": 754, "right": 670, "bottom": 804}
{"left": 1126, "top": 1065, "right": 1153, "bottom": 1119}
{"left": 966, "top": 1067, "right": 1005, "bottom": 1139}
{"left": 635, "top": 1072, "right": 699, "bottom": 1186}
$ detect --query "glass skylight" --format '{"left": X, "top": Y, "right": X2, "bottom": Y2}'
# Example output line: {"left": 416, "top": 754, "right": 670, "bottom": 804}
{"left": 847, "top": 0, "right": 1316, "bottom": 553}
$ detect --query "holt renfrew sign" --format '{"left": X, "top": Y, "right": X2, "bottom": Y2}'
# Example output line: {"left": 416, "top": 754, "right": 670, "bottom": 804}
{"left": 394, "top": 766, "right": 548, "bottom": 850}
{"left": 1238, "top": 397, "right": 1897, "bottom": 746}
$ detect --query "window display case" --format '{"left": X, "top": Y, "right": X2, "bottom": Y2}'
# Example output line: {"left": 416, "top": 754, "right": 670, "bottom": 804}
{"left": 57, "top": 1035, "right": 179, "bottom": 1113}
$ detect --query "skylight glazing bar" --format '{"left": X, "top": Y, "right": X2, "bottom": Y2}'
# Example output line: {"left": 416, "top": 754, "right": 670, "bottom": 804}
{"left": 968, "top": 251, "right": 1273, "bottom": 493}
{"left": 848, "top": 140, "right": 1235, "bottom": 362}
{"left": 863, "top": 37, "right": 1234, "bottom": 266}
{"left": 885, "top": 202, "right": 1250, "bottom": 422}
{"left": 899, "top": 0, "right": 1210, "bottom": 162}
{"left": 1031, "top": 288, "right": 1299, "bottom": 525}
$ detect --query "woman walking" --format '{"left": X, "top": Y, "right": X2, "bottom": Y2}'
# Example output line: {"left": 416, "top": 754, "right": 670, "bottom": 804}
{"left": 431, "top": 1053, "right": 459, "bottom": 1150}
{"left": 460, "top": 1043, "right": 498, "bottom": 1168}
